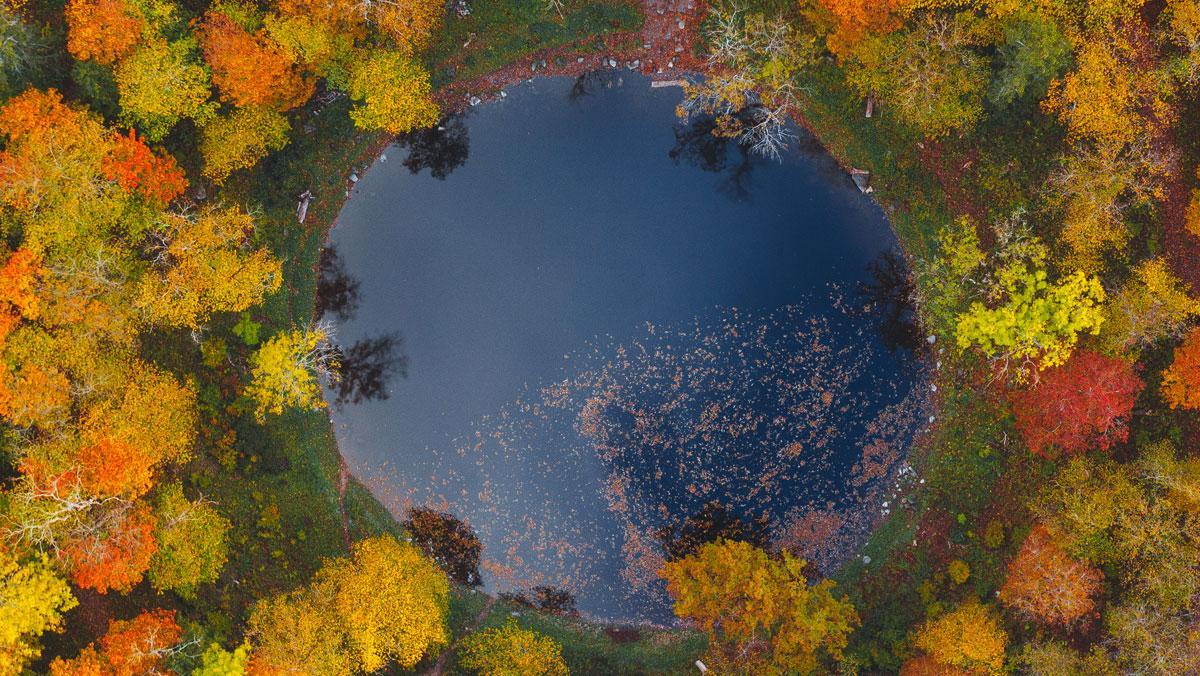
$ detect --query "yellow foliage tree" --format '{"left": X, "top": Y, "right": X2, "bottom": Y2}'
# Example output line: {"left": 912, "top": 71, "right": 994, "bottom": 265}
{"left": 249, "top": 535, "right": 449, "bottom": 673}
{"left": 347, "top": 50, "right": 439, "bottom": 134}
{"left": 199, "top": 106, "right": 290, "bottom": 183}
{"left": 245, "top": 324, "right": 337, "bottom": 420}
{"left": 0, "top": 549, "right": 77, "bottom": 674}
{"left": 318, "top": 535, "right": 450, "bottom": 671}
{"left": 137, "top": 207, "right": 282, "bottom": 328}
{"left": 1102, "top": 258, "right": 1199, "bottom": 353}
{"left": 1043, "top": 39, "right": 1142, "bottom": 151}
{"left": 115, "top": 39, "right": 216, "bottom": 141}
{"left": 458, "top": 621, "right": 568, "bottom": 676}
{"left": 913, "top": 602, "right": 1007, "bottom": 674}
{"left": 955, "top": 262, "right": 1105, "bottom": 376}
{"left": 660, "top": 539, "right": 859, "bottom": 674}
{"left": 1050, "top": 142, "right": 1163, "bottom": 273}
{"left": 372, "top": 0, "right": 443, "bottom": 54}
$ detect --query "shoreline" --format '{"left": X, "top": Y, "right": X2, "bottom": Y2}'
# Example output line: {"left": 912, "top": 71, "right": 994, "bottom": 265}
{"left": 317, "top": 63, "right": 940, "bottom": 627}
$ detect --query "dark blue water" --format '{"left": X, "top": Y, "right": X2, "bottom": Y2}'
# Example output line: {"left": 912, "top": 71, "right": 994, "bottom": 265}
{"left": 327, "top": 73, "right": 927, "bottom": 623}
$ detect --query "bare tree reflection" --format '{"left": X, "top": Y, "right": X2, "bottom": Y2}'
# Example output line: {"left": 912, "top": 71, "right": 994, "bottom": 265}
{"left": 655, "top": 499, "right": 771, "bottom": 561}
{"left": 315, "top": 245, "right": 361, "bottom": 321}
{"left": 403, "top": 507, "right": 483, "bottom": 586}
{"left": 333, "top": 333, "right": 407, "bottom": 406}
{"left": 398, "top": 113, "right": 469, "bottom": 180}
{"left": 669, "top": 112, "right": 756, "bottom": 201}
{"left": 857, "top": 249, "right": 923, "bottom": 353}
{"left": 569, "top": 70, "right": 623, "bottom": 101}
{"left": 500, "top": 585, "right": 579, "bottom": 617}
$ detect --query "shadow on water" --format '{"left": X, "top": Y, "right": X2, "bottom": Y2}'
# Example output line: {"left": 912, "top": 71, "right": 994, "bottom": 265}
{"left": 856, "top": 249, "right": 924, "bottom": 354}
{"left": 403, "top": 507, "right": 484, "bottom": 587}
{"left": 316, "top": 245, "right": 361, "bottom": 322}
{"left": 655, "top": 500, "right": 772, "bottom": 562}
{"left": 396, "top": 113, "right": 471, "bottom": 180}
{"left": 332, "top": 334, "right": 408, "bottom": 407}
{"left": 668, "top": 112, "right": 756, "bottom": 201}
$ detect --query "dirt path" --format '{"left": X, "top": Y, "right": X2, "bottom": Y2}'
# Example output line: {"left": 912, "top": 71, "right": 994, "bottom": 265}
{"left": 425, "top": 597, "right": 497, "bottom": 676}
{"left": 337, "top": 456, "right": 352, "bottom": 551}
{"left": 436, "top": 0, "right": 708, "bottom": 112}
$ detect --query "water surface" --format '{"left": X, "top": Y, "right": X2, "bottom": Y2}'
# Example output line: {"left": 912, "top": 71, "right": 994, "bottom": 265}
{"left": 327, "top": 73, "right": 926, "bottom": 623}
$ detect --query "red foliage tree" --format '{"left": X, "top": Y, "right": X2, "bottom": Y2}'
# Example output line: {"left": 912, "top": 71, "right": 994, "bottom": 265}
{"left": 102, "top": 130, "right": 187, "bottom": 206}
{"left": 998, "top": 524, "right": 1103, "bottom": 627}
{"left": 1010, "top": 350, "right": 1142, "bottom": 457}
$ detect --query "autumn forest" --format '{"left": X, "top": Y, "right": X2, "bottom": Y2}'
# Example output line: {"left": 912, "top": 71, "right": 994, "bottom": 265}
{"left": 2, "top": 0, "right": 1200, "bottom": 672}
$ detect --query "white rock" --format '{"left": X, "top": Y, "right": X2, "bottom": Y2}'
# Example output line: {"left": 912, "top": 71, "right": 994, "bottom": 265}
{"left": 678, "top": 19, "right": 685, "bottom": 28}
{"left": 926, "top": 334, "right": 936, "bottom": 344}
{"left": 862, "top": 555, "right": 871, "bottom": 565}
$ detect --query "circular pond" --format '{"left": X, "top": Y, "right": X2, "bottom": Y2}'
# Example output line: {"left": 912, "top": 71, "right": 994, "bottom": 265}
{"left": 326, "top": 72, "right": 928, "bottom": 623}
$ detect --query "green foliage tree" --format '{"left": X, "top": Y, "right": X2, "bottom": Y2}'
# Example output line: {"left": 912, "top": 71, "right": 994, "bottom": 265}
{"left": 989, "top": 11, "right": 1073, "bottom": 107}
{"left": 148, "top": 483, "right": 232, "bottom": 598}
{"left": 847, "top": 14, "right": 989, "bottom": 137}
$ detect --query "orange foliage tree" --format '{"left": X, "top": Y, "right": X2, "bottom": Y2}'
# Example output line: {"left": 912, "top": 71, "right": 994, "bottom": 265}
{"left": 0, "top": 248, "right": 43, "bottom": 347}
{"left": 76, "top": 438, "right": 156, "bottom": 498}
{"left": 61, "top": 502, "right": 157, "bottom": 593}
{"left": 199, "top": 10, "right": 313, "bottom": 111}
{"left": 913, "top": 602, "right": 1007, "bottom": 674}
{"left": 1162, "top": 327, "right": 1200, "bottom": 409}
{"left": 372, "top": 0, "right": 443, "bottom": 54}
{"left": 50, "top": 609, "right": 182, "bottom": 676}
{"left": 998, "top": 524, "right": 1103, "bottom": 627}
{"left": 816, "top": 0, "right": 906, "bottom": 57}
{"left": 64, "top": 0, "right": 144, "bottom": 65}
{"left": 1010, "top": 350, "right": 1143, "bottom": 458}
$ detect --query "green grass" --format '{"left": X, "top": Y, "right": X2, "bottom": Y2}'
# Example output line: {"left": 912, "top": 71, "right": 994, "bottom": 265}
{"left": 427, "top": 0, "right": 643, "bottom": 85}
{"left": 440, "top": 597, "right": 706, "bottom": 674}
